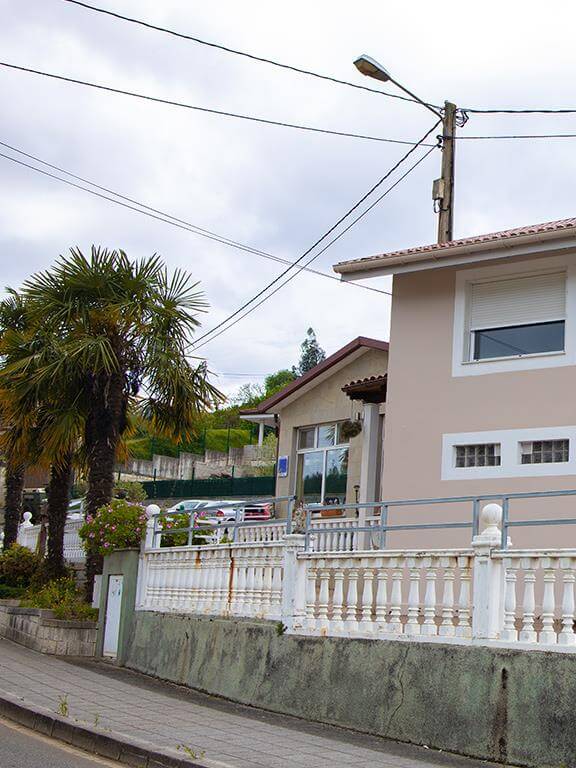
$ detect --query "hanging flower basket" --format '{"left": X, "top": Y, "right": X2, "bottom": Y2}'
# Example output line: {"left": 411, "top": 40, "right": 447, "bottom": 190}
{"left": 340, "top": 419, "right": 362, "bottom": 440}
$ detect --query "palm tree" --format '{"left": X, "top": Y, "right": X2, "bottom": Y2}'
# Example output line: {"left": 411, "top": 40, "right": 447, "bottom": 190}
{"left": 21, "top": 248, "right": 223, "bottom": 597}
{"left": 0, "top": 321, "right": 83, "bottom": 577}
{"left": 0, "top": 290, "right": 30, "bottom": 550}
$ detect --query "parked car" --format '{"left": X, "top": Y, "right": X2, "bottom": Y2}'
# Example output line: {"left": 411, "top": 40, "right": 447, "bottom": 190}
{"left": 67, "top": 498, "right": 84, "bottom": 518}
{"left": 196, "top": 501, "right": 274, "bottom": 526}
{"left": 165, "top": 499, "right": 214, "bottom": 515}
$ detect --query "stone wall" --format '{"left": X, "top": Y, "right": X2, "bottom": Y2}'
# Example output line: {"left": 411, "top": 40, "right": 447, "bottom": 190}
{"left": 0, "top": 602, "right": 97, "bottom": 656}
{"left": 125, "top": 611, "right": 576, "bottom": 768}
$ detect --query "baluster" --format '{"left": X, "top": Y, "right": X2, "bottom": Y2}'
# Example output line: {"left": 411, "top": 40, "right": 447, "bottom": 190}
{"left": 438, "top": 557, "right": 456, "bottom": 637}
{"left": 245, "top": 557, "right": 256, "bottom": 616}
{"left": 360, "top": 565, "right": 375, "bottom": 633}
{"left": 375, "top": 563, "right": 388, "bottom": 633}
{"left": 317, "top": 565, "right": 331, "bottom": 633}
{"left": 558, "top": 558, "right": 576, "bottom": 646}
{"left": 388, "top": 560, "right": 403, "bottom": 634}
{"left": 456, "top": 557, "right": 472, "bottom": 638}
{"left": 253, "top": 551, "right": 265, "bottom": 617}
{"left": 500, "top": 561, "right": 517, "bottom": 641}
{"left": 331, "top": 568, "right": 345, "bottom": 633}
{"left": 145, "top": 554, "right": 157, "bottom": 608}
{"left": 519, "top": 558, "right": 537, "bottom": 643}
{"left": 539, "top": 558, "right": 557, "bottom": 645}
{"left": 405, "top": 559, "right": 421, "bottom": 635}
{"left": 345, "top": 566, "right": 360, "bottom": 633}
{"left": 262, "top": 553, "right": 273, "bottom": 617}
{"left": 305, "top": 564, "right": 318, "bottom": 630}
{"left": 421, "top": 558, "right": 437, "bottom": 636}
{"left": 271, "top": 560, "right": 283, "bottom": 616}
{"left": 233, "top": 557, "right": 246, "bottom": 615}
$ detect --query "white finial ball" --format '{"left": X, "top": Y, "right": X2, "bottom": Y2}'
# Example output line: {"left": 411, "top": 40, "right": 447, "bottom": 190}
{"left": 145, "top": 503, "right": 160, "bottom": 519}
{"left": 22, "top": 511, "right": 33, "bottom": 524}
{"left": 480, "top": 503, "right": 502, "bottom": 532}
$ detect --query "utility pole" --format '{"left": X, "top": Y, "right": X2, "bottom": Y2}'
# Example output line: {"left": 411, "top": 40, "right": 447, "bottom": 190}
{"left": 434, "top": 101, "right": 457, "bottom": 244}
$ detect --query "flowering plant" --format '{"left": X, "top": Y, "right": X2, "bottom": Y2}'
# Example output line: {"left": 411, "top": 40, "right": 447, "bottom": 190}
{"left": 79, "top": 498, "right": 147, "bottom": 555}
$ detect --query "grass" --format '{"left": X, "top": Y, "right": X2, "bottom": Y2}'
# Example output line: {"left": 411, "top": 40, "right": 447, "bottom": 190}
{"left": 127, "top": 428, "right": 254, "bottom": 460}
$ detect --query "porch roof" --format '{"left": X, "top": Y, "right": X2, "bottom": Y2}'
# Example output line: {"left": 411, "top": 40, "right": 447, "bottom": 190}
{"left": 342, "top": 374, "right": 387, "bottom": 404}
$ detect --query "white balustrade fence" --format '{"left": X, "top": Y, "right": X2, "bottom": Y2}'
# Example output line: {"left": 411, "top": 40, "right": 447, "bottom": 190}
{"left": 137, "top": 502, "right": 576, "bottom": 651}
{"left": 138, "top": 542, "right": 284, "bottom": 620}
{"left": 298, "top": 551, "right": 473, "bottom": 639}
{"left": 16, "top": 512, "right": 85, "bottom": 564}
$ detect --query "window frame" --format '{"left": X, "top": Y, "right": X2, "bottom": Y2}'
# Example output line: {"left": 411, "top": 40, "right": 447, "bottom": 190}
{"left": 442, "top": 427, "right": 576, "bottom": 480}
{"left": 452, "top": 256, "right": 576, "bottom": 378}
{"left": 295, "top": 423, "right": 349, "bottom": 503}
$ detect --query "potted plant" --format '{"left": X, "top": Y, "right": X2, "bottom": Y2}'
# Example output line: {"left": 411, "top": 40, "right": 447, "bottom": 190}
{"left": 340, "top": 419, "right": 362, "bottom": 440}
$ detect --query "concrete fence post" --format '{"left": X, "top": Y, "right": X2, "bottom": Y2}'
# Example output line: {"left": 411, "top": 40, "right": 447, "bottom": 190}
{"left": 281, "top": 534, "right": 307, "bottom": 632}
{"left": 136, "top": 504, "right": 159, "bottom": 609}
{"left": 471, "top": 503, "right": 505, "bottom": 641}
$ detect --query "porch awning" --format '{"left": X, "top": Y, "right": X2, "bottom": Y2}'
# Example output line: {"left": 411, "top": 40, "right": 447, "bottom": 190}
{"left": 341, "top": 374, "right": 387, "bottom": 404}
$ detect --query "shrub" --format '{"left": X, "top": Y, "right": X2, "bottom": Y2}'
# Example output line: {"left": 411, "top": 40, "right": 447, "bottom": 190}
{"left": 0, "top": 544, "right": 40, "bottom": 588}
{"left": 0, "top": 584, "right": 25, "bottom": 599}
{"left": 114, "top": 480, "right": 146, "bottom": 503}
{"left": 23, "top": 577, "right": 98, "bottom": 621}
{"left": 79, "top": 498, "right": 147, "bottom": 556}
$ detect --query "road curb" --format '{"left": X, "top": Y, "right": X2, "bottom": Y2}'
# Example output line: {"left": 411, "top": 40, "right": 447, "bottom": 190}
{"left": 0, "top": 689, "right": 207, "bottom": 767}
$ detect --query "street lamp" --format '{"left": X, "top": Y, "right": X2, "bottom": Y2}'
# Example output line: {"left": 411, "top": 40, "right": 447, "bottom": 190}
{"left": 353, "top": 55, "right": 442, "bottom": 119}
{"left": 353, "top": 53, "right": 457, "bottom": 244}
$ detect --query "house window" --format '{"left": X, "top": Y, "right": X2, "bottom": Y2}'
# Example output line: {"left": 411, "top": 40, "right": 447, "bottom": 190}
{"left": 520, "top": 439, "right": 569, "bottom": 464}
{"left": 296, "top": 423, "right": 349, "bottom": 503}
{"left": 468, "top": 271, "right": 566, "bottom": 362}
{"left": 454, "top": 443, "right": 501, "bottom": 468}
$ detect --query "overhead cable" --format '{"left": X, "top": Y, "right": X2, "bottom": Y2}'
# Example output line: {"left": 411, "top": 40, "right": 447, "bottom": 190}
{"left": 0, "top": 62, "right": 434, "bottom": 147}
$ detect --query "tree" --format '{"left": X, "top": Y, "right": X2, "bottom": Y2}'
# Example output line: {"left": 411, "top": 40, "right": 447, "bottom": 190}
{"left": 0, "top": 318, "right": 83, "bottom": 577}
{"left": 0, "top": 289, "right": 29, "bottom": 550}
{"left": 293, "top": 328, "right": 326, "bottom": 376}
{"left": 264, "top": 369, "right": 295, "bottom": 396}
{"left": 21, "top": 247, "right": 224, "bottom": 597}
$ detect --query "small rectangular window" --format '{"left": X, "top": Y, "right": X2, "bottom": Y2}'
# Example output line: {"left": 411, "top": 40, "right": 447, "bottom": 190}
{"left": 520, "top": 439, "right": 569, "bottom": 464}
{"left": 455, "top": 443, "right": 501, "bottom": 468}
{"left": 298, "top": 427, "right": 316, "bottom": 450}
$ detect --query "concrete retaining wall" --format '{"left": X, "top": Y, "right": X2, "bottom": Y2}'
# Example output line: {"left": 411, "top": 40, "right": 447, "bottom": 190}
{"left": 0, "top": 602, "right": 97, "bottom": 656}
{"left": 125, "top": 611, "right": 576, "bottom": 768}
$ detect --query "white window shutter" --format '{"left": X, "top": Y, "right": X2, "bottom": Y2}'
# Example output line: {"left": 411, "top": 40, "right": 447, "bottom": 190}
{"left": 469, "top": 272, "right": 566, "bottom": 330}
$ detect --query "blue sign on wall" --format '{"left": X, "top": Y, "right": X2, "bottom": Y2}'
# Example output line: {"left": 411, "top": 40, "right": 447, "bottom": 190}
{"left": 277, "top": 455, "right": 289, "bottom": 477}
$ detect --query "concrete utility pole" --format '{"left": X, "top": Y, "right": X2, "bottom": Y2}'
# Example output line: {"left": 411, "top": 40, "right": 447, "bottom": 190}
{"left": 434, "top": 101, "right": 457, "bottom": 244}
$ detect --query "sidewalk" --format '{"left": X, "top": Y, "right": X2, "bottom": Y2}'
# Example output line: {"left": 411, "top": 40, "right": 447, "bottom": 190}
{"left": 0, "top": 638, "right": 499, "bottom": 768}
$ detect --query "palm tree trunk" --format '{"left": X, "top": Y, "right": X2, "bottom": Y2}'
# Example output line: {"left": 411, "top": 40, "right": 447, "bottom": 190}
{"left": 44, "top": 455, "right": 73, "bottom": 580}
{"left": 84, "top": 372, "right": 125, "bottom": 601}
{"left": 3, "top": 459, "right": 24, "bottom": 550}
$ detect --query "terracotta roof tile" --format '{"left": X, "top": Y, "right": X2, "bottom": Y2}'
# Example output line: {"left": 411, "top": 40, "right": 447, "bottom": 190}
{"left": 334, "top": 216, "right": 576, "bottom": 270}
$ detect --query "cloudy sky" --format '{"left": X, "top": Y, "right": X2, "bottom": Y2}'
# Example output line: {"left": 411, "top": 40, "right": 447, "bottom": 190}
{"left": 2, "top": 0, "right": 576, "bottom": 397}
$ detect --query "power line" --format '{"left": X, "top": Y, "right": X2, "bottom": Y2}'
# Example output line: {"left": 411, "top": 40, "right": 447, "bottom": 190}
{"left": 464, "top": 107, "right": 576, "bottom": 115}
{"left": 0, "top": 62, "right": 435, "bottom": 147}
{"left": 57, "top": 2, "right": 576, "bottom": 117}
{"left": 454, "top": 132, "right": 576, "bottom": 140}
{"left": 0, "top": 141, "right": 392, "bottom": 297}
{"left": 190, "top": 127, "right": 440, "bottom": 352}
{"left": 61, "top": 0, "right": 435, "bottom": 109}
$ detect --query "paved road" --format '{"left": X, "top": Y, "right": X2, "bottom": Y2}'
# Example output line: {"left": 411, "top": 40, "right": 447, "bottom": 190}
{"left": 0, "top": 718, "right": 120, "bottom": 768}
{"left": 0, "top": 638, "right": 501, "bottom": 768}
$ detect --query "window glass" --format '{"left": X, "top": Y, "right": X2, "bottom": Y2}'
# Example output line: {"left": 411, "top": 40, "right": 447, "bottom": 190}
{"left": 324, "top": 448, "right": 349, "bottom": 499}
{"left": 520, "top": 439, "right": 569, "bottom": 464}
{"left": 455, "top": 443, "right": 501, "bottom": 468}
{"left": 296, "top": 451, "right": 323, "bottom": 503}
{"left": 336, "top": 422, "right": 350, "bottom": 445}
{"left": 318, "top": 424, "right": 336, "bottom": 447}
{"left": 298, "top": 427, "right": 316, "bottom": 450}
{"left": 473, "top": 321, "right": 564, "bottom": 361}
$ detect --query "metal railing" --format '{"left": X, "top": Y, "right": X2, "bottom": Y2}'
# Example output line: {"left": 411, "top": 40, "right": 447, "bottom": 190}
{"left": 302, "top": 489, "right": 576, "bottom": 551}
{"left": 149, "top": 496, "right": 295, "bottom": 548}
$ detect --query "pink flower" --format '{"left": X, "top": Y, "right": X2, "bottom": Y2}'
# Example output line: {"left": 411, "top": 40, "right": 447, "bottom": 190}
{"left": 104, "top": 542, "right": 110, "bottom": 548}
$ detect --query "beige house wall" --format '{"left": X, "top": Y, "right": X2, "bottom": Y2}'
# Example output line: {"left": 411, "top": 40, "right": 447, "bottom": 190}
{"left": 275, "top": 348, "right": 388, "bottom": 516}
{"left": 382, "top": 251, "right": 576, "bottom": 549}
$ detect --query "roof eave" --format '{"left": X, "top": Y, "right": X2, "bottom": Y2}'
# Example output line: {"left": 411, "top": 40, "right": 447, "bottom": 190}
{"left": 334, "top": 227, "right": 576, "bottom": 280}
